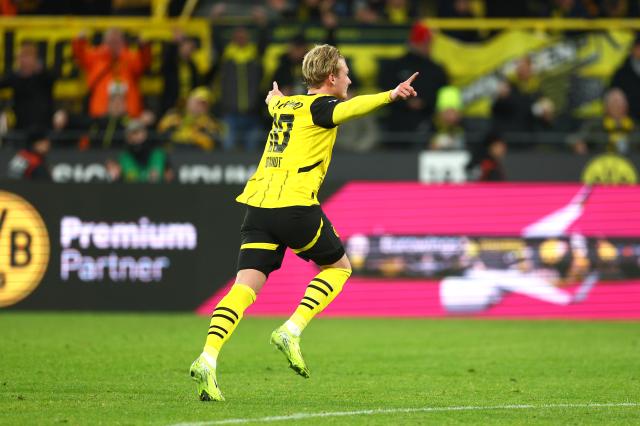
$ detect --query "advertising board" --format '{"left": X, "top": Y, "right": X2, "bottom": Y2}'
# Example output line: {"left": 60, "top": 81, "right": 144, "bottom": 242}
{"left": 0, "top": 183, "right": 245, "bottom": 310}
{"left": 199, "top": 183, "right": 640, "bottom": 319}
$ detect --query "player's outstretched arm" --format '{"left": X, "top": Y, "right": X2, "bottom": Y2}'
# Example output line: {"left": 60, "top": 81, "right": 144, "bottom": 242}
{"left": 332, "top": 72, "right": 419, "bottom": 125}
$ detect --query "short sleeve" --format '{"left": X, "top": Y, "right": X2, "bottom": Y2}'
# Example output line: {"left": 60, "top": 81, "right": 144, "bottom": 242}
{"left": 310, "top": 96, "right": 341, "bottom": 129}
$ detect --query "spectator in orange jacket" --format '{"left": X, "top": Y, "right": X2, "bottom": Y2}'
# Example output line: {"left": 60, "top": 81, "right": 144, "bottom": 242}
{"left": 72, "top": 28, "right": 151, "bottom": 118}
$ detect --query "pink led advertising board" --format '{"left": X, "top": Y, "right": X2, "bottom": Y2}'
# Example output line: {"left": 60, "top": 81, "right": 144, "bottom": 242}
{"left": 199, "top": 183, "right": 640, "bottom": 319}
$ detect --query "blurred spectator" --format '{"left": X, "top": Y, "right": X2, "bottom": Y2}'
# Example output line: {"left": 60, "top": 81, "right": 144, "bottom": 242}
{"left": 378, "top": 22, "right": 449, "bottom": 145}
{"left": 569, "top": 88, "right": 639, "bottom": 155}
{"left": 296, "top": 0, "right": 325, "bottom": 21}
{"left": 3, "top": 0, "right": 44, "bottom": 14}
{"left": 0, "top": 0, "right": 16, "bottom": 15}
{"left": 72, "top": 28, "right": 151, "bottom": 118}
{"left": 429, "top": 86, "right": 465, "bottom": 151}
{"left": 54, "top": 81, "right": 135, "bottom": 149}
{"left": 70, "top": 0, "right": 112, "bottom": 15}
{"left": 491, "top": 57, "right": 556, "bottom": 146}
{"left": 335, "top": 74, "right": 380, "bottom": 152}
{"left": 466, "top": 131, "right": 507, "bottom": 181}
{"left": 383, "top": 0, "right": 414, "bottom": 23}
{"left": 294, "top": 0, "right": 342, "bottom": 23}
{"left": 610, "top": 34, "right": 640, "bottom": 121}
{"left": 271, "top": 34, "right": 309, "bottom": 96}
{"left": 596, "top": 0, "right": 631, "bottom": 17}
{"left": 7, "top": 128, "right": 51, "bottom": 181}
{"left": 159, "top": 31, "right": 201, "bottom": 117}
{"left": 1, "top": 1, "right": 177, "bottom": 17}
{"left": 158, "top": 87, "right": 221, "bottom": 151}
{"left": 108, "top": 120, "right": 170, "bottom": 183}
{"left": 206, "top": 9, "right": 269, "bottom": 151}
{"left": 2, "top": 0, "right": 110, "bottom": 14}
{"left": 89, "top": 82, "right": 146, "bottom": 148}
{"left": 485, "top": 1, "right": 532, "bottom": 17}
{"left": 543, "top": 0, "right": 590, "bottom": 17}
{"left": 335, "top": 112, "right": 380, "bottom": 151}
{"left": 354, "top": 0, "right": 379, "bottom": 22}
{"left": 0, "top": 42, "right": 56, "bottom": 132}
{"left": 437, "top": 0, "right": 483, "bottom": 42}
{"left": 112, "top": 0, "right": 151, "bottom": 15}
{"left": 264, "top": 0, "right": 297, "bottom": 20}
{"left": 51, "top": 108, "right": 84, "bottom": 148}
{"left": 355, "top": 0, "right": 416, "bottom": 24}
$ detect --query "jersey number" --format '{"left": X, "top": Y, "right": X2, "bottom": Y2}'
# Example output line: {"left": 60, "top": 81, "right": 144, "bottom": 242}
{"left": 268, "top": 114, "right": 294, "bottom": 153}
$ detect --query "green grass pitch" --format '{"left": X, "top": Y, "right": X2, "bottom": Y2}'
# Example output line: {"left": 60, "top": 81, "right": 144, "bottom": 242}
{"left": 0, "top": 313, "right": 638, "bottom": 425}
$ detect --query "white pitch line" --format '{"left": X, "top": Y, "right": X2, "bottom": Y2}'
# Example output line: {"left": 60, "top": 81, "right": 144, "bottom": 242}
{"left": 170, "top": 402, "right": 639, "bottom": 426}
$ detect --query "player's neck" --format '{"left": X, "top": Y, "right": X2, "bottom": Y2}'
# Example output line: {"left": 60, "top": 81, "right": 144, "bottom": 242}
{"left": 307, "top": 85, "right": 335, "bottom": 96}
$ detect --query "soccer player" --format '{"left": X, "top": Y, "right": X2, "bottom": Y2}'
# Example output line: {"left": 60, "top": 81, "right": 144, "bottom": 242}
{"left": 190, "top": 44, "right": 418, "bottom": 401}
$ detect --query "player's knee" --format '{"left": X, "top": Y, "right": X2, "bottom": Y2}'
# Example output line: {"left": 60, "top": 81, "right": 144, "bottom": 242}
{"left": 322, "top": 253, "right": 351, "bottom": 271}
{"left": 235, "top": 268, "right": 268, "bottom": 295}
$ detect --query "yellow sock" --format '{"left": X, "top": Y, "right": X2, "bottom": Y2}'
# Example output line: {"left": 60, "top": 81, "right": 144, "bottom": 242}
{"left": 204, "top": 283, "right": 256, "bottom": 358}
{"left": 288, "top": 267, "right": 351, "bottom": 334}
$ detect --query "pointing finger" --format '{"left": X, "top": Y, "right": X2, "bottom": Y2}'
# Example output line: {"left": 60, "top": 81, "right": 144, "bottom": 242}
{"left": 406, "top": 72, "right": 419, "bottom": 84}
{"left": 273, "top": 81, "right": 279, "bottom": 90}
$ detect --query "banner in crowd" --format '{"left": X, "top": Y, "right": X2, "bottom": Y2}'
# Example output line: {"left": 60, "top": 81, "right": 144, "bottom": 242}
{"left": 269, "top": 26, "right": 637, "bottom": 118}
{"left": 199, "top": 183, "right": 640, "bottom": 319}
{"left": 0, "top": 183, "right": 245, "bottom": 310}
{"left": 430, "top": 30, "right": 632, "bottom": 117}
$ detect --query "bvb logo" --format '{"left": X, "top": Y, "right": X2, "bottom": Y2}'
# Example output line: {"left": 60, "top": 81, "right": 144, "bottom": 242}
{"left": 0, "top": 191, "right": 49, "bottom": 307}
{"left": 582, "top": 153, "right": 638, "bottom": 184}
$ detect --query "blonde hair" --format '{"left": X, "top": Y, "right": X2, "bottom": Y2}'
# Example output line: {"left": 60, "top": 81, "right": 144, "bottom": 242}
{"left": 302, "top": 44, "right": 343, "bottom": 89}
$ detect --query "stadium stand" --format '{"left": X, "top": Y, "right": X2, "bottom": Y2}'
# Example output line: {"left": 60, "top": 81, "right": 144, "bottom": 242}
{"left": 1, "top": 1, "right": 640, "bottom": 182}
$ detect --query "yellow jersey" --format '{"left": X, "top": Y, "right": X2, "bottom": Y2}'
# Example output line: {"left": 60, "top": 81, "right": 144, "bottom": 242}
{"left": 237, "top": 90, "right": 392, "bottom": 208}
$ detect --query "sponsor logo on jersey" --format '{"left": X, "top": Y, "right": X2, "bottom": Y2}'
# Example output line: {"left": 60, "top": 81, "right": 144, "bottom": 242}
{"left": 275, "top": 99, "right": 304, "bottom": 110}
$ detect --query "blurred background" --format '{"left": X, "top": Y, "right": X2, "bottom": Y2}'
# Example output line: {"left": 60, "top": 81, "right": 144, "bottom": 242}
{"left": 1, "top": 0, "right": 639, "bottom": 318}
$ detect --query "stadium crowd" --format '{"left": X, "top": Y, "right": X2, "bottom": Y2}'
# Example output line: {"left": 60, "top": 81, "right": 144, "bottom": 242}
{"left": 3, "top": 0, "right": 640, "bottom": 20}
{"left": 2, "top": 0, "right": 640, "bottom": 182}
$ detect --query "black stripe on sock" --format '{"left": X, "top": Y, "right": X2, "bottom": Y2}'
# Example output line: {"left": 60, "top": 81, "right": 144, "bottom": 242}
{"left": 208, "top": 331, "right": 224, "bottom": 339}
{"left": 308, "top": 284, "right": 328, "bottom": 297}
{"left": 209, "top": 325, "right": 228, "bottom": 335}
{"left": 312, "top": 277, "right": 334, "bottom": 292}
{"left": 213, "top": 306, "right": 239, "bottom": 320}
{"left": 211, "top": 313, "right": 236, "bottom": 324}
{"left": 302, "top": 296, "right": 320, "bottom": 306}
{"left": 299, "top": 302, "right": 315, "bottom": 310}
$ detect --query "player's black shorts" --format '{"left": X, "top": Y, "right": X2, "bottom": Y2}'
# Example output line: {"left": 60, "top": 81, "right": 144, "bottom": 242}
{"left": 237, "top": 205, "right": 345, "bottom": 277}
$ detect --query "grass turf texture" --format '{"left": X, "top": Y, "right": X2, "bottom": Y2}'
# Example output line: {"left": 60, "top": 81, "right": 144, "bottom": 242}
{"left": 0, "top": 314, "right": 638, "bottom": 425}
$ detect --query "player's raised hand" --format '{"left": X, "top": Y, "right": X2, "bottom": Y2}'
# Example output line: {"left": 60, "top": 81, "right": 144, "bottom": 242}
{"left": 390, "top": 72, "right": 419, "bottom": 101}
{"left": 265, "top": 81, "right": 283, "bottom": 105}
